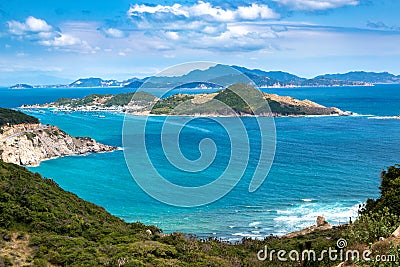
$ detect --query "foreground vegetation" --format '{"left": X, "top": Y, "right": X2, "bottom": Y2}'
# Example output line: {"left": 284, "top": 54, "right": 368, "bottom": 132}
{"left": 0, "top": 161, "right": 399, "bottom": 266}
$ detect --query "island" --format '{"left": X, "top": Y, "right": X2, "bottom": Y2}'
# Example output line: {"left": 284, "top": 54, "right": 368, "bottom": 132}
{"left": 0, "top": 108, "right": 117, "bottom": 166}
{"left": 9, "top": 84, "right": 33, "bottom": 89}
{"left": 21, "top": 83, "right": 352, "bottom": 117}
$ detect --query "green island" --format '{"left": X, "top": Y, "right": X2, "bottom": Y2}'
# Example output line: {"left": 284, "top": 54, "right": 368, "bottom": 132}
{"left": 0, "top": 159, "right": 399, "bottom": 266}
{"left": 22, "top": 83, "right": 351, "bottom": 117}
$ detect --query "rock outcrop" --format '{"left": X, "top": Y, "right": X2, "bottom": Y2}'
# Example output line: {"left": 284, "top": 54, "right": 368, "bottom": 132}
{"left": 316, "top": 216, "right": 331, "bottom": 227}
{"left": 0, "top": 123, "right": 117, "bottom": 166}
{"left": 392, "top": 226, "right": 400, "bottom": 238}
{"left": 283, "top": 216, "right": 333, "bottom": 238}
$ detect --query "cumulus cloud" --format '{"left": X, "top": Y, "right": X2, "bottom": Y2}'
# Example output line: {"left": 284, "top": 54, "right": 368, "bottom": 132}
{"left": 125, "top": 1, "right": 281, "bottom": 53}
{"left": 7, "top": 16, "right": 92, "bottom": 51}
{"left": 273, "top": 0, "right": 359, "bottom": 10}
{"left": 40, "top": 34, "right": 82, "bottom": 47}
{"left": 99, "top": 27, "right": 128, "bottom": 38}
{"left": 7, "top": 16, "right": 52, "bottom": 35}
{"left": 128, "top": 1, "right": 279, "bottom": 22}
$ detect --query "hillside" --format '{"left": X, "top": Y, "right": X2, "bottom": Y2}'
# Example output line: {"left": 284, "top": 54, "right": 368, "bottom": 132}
{"left": 0, "top": 108, "right": 39, "bottom": 128}
{"left": 1, "top": 160, "right": 399, "bottom": 266}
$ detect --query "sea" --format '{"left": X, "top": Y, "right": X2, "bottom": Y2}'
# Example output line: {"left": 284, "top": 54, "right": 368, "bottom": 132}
{"left": 1, "top": 85, "right": 399, "bottom": 241}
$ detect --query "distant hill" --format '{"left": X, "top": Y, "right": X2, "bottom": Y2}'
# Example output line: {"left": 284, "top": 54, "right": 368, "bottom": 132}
{"left": 9, "top": 84, "right": 33, "bottom": 89}
{"left": 172, "top": 81, "right": 224, "bottom": 89}
{"left": 69, "top": 77, "right": 122, "bottom": 87}
{"left": 315, "top": 71, "right": 400, "bottom": 84}
{"left": 11, "top": 65, "right": 400, "bottom": 89}
{"left": 231, "top": 66, "right": 306, "bottom": 86}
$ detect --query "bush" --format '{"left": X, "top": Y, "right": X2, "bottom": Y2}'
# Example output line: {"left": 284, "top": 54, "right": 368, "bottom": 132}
{"left": 350, "top": 207, "right": 400, "bottom": 244}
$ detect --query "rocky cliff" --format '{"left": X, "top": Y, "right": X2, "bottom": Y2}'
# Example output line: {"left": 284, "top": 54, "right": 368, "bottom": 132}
{"left": 0, "top": 123, "right": 117, "bottom": 166}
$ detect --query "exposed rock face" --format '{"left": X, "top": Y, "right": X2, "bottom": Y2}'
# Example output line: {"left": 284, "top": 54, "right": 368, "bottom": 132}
{"left": 392, "top": 226, "right": 400, "bottom": 238}
{"left": 283, "top": 216, "right": 333, "bottom": 238}
{"left": 0, "top": 123, "right": 117, "bottom": 166}
{"left": 317, "top": 216, "right": 330, "bottom": 227}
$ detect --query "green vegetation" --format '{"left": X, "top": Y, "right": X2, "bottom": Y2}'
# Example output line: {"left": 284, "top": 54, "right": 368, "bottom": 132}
{"left": 55, "top": 94, "right": 113, "bottom": 108}
{"left": 350, "top": 165, "right": 400, "bottom": 245}
{"left": 104, "top": 92, "right": 156, "bottom": 107}
{"left": 149, "top": 83, "right": 337, "bottom": 116}
{"left": 1, "top": 160, "right": 399, "bottom": 266}
{"left": 213, "top": 83, "right": 268, "bottom": 115}
{"left": 363, "top": 164, "right": 400, "bottom": 216}
{"left": 151, "top": 94, "right": 194, "bottom": 115}
{"left": 0, "top": 108, "right": 39, "bottom": 128}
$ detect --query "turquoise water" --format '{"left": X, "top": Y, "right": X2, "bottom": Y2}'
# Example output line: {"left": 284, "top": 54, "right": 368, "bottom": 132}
{"left": 1, "top": 85, "right": 399, "bottom": 241}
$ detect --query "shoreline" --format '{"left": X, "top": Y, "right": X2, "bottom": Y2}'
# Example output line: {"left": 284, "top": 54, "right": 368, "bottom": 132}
{"left": 19, "top": 106, "right": 354, "bottom": 118}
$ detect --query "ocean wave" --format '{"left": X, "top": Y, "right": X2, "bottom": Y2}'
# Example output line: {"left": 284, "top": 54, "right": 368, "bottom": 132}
{"left": 367, "top": 116, "right": 400, "bottom": 120}
{"left": 248, "top": 221, "right": 261, "bottom": 227}
{"left": 272, "top": 202, "right": 360, "bottom": 234}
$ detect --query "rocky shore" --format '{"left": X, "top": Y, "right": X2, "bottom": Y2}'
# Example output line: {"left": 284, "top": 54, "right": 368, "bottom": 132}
{"left": 0, "top": 123, "right": 117, "bottom": 166}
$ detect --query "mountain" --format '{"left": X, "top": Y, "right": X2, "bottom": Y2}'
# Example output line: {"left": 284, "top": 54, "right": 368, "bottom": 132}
{"left": 172, "top": 81, "right": 224, "bottom": 89}
{"left": 315, "top": 71, "right": 400, "bottom": 84}
{"left": 231, "top": 66, "right": 306, "bottom": 85}
{"left": 10, "top": 65, "right": 400, "bottom": 89}
{"left": 69, "top": 77, "right": 122, "bottom": 87}
{"left": 123, "top": 80, "right": 144, "bottom": 88}
{"left": 9, "top": 84, "right": 33, "bottom": 89}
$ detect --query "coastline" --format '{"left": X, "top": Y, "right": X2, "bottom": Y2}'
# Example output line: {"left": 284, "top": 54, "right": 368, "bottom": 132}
{"left": 19, "top": 106, "right": 354, "bottom": 118}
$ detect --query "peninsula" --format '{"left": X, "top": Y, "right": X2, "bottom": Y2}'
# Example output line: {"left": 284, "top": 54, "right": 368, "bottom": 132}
{"left": 0, "top": 108, "right": 117, "bottom": 166}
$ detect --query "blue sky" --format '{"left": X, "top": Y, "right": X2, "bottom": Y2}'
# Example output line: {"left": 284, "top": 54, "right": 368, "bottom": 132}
{"left": 0, "top": 0, "right": 399, "bottom": 85}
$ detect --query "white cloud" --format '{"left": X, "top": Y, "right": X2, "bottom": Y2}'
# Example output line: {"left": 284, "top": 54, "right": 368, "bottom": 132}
{"left": 7, "top": 16, "right": 93, "bottom": 52}
{"left": 25, "top": 16, "right": 52, "bottom": 32}
{"left": 273, "top": 0, "right": 359, "bottom": 10}
{"left": 40, "top": 34, "right": 81, "bottom": 47}
{"left": 124, "top": 1, "right": 281, "bottom": 53}
{"left": 100, "top": 27, "right": 128, "bottom": 38}
{"left": 128, "top": 1, "right": 279, "bottom": 22}
{"left": 7, "top": 16, "right": 52, "bottom": 35}
{"left": 165, "top": 31, "right": 179, "bottom": 40}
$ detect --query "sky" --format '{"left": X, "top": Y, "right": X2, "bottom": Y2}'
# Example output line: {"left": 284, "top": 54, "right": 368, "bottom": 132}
{"left": 0, "top": 0, "right": 400, "bottom": 85}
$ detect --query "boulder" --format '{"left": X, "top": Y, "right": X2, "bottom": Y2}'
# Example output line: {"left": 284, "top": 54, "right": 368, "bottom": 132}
{"left": 392, "top": 226, "right": 400, "bottom": 238}
{"left": 316, "top": 216, "right": 330, "bottom": 227}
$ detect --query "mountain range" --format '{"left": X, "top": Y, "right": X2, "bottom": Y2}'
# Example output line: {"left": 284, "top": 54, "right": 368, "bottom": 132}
{"left": 9, "top": 65, "right": 400, "bottom": 89}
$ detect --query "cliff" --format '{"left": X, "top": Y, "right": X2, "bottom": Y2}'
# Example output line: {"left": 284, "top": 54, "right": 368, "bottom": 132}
{"left": 0, "top": 123, "right": 117, "bottom": 166}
